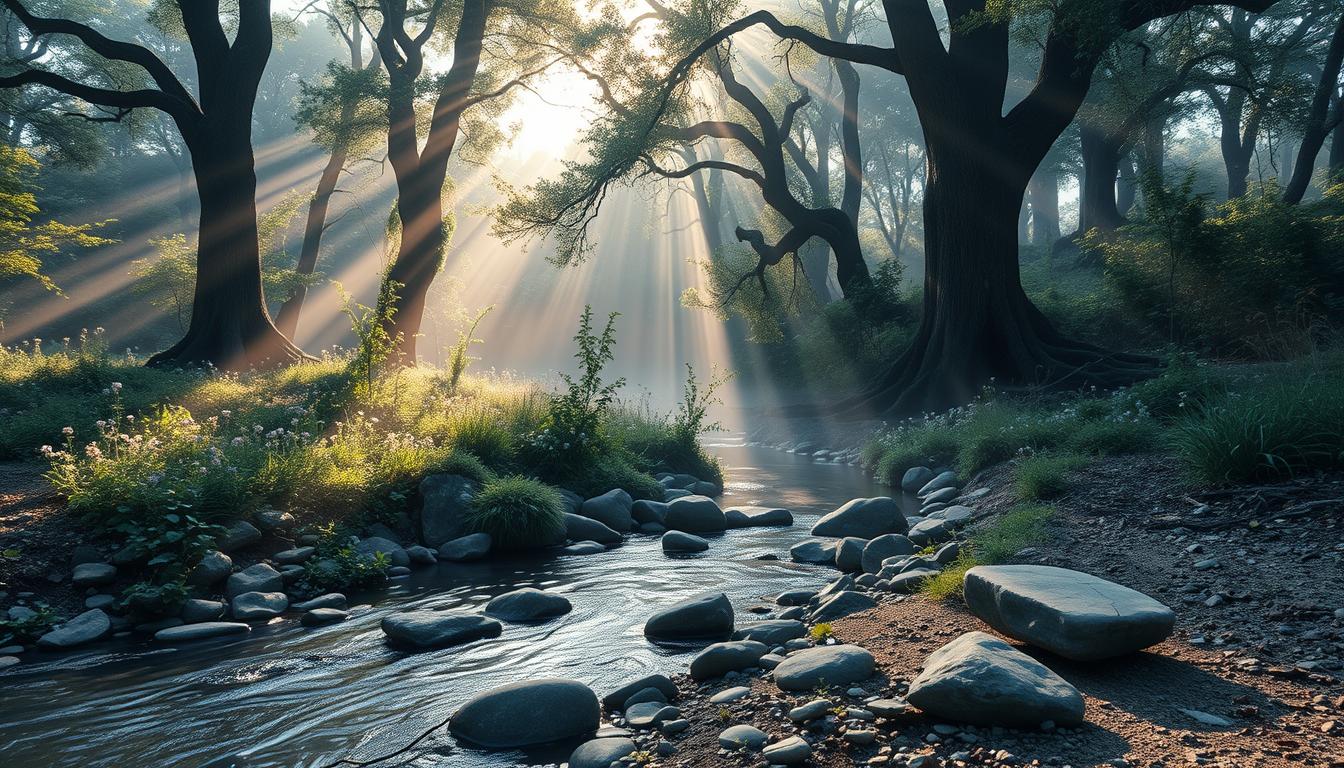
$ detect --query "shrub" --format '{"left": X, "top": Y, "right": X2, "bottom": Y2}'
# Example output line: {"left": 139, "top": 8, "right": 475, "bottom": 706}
{"left": 0, "top": 602, "right": 61, "bottom": 644}
{"left": 122, "top": 578, "right": 190, "bottom": 619}
{"left": 1064, "top": 418, "right": 1161, "bottom": 455}
{"left": 297, "top": 523, "right": 390, "bottom": 594}
{"left": 463, "top": 475, "right": 566, "bottom": 549}
{"left": 921, "top": 552, "right": 977, "bottom": 601}
{"left": 569, "top": 451, "right": 664, "bottom": 501}
{"left": 809, "top": 622, "right": 834, "bottom": 642}
{"left": 1013, "top": 453, "right": 1089, "bottom": 500}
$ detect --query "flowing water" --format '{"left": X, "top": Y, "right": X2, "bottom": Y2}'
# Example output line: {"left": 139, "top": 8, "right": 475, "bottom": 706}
{"left": 0, "top": 435, "right": 893, "bottom": 768}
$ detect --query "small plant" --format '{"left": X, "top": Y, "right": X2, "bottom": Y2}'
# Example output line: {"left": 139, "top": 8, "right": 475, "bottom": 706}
{"left": 809, "top": 622, "right": 834, "bottom": 643}
{"left": 462, "top": 475, "right": 566, "bottom": 550}
{"left": 297, "top": 523, "right": 391, "bottom": 594}
{"left": 0, "top": 602, "right": 61, "bottom": 644}
{"left": 525, "top": 306, "right": 624, "bottom": 471}
{"left": 973, "top": 504, "right": 1056, "bottom": 564}
{"left": 339, "top": 279, "right": 403, "bottom": 400}
{"left": 717, "top": 706, "right": 733, "bottom": 722}
{"left": 671, "top": 363, "right": 732, "bottom": 446}
{"left": 1013, "top": 452, "right": 1088, "bottom": 500}
{"left": 445, "top": 305, "right": 493, "bottom": 391}
{"left": 921, "top": 552, "right": 978, "bottom": 601}
{"left": 122, "top": 578, "right": 190, "bottom": 619}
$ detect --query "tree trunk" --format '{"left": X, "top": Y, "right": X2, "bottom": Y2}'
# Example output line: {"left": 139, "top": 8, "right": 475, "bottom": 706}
{"left": 1029, "top": 168, "right": 1059, "bottom": 247}
{"left": 1330, "top": 113, "right": 1344, "bottom": 183}
{"left": 1285, "top": 11, "right": 1344, "bottom": 204}
{"left": 1078, "top": 125, "right": 1125, "bottom": 233}
{"left": 1117, "top": 156, "right": 1137, "bottom": 215}
{"left": 1018, "top": 189, "right": 1030, "bottom": 244}
{"left": 274, "top": 141, "right": 347, "bottom": 340}
{"left": 383, "top": 163, "right": 447, "bottom": 364}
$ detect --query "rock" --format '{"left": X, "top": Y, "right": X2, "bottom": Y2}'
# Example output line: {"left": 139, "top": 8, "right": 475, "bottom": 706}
{"left": 812, "top": 497, "right": 908, "bottom": 539}
{"left": 905, "top": 631, "right": 1085, "bottom": 727}
{"left": 789, "top": 699, "right": 832, "bottom": 722}
{"left": 663, "top": 488, "right": 691, "bottom": 501}
{"left": 790, "top": 539, "right": 838, "bottom": 564}
{"left": 405, "top": 545, "right": 437, "bottom": 566}
{"left": 558, "top": 488, "right": 584, "bottom": 515}
{"left": 811, "top": 575, "right": 855, "bottom": 605}
{"left": 84, "top": 594, "right": 117, "bottom": 611}
{"left": 483, "top": 588, "right": 572, "bottom": 622}
{"left": 1180, "top": 708, "right": 1233, "bottom": 727}
{"left": 719, "top": 724, "right": 768, "bottom": 750}
{"left": 188, "top": 550, "right": 233, "bottom": 588}
{"left": 355, "top": 536, "right": 409, "bottom": 568}
{"left": 254, "top": 508, "right": 295, "bottom": 532}
{"left": 862, "top": 534, "right": 916, "bottom": 574}
{"left": 733, "top": 619, "right": 806, "bottom": 646}
{"left": 663, "top": 495, "right": 727, "bottom": 532}
{"left": 632, "top": 499, "right": 669, "bottom": 525}
{"left": 927, "top": 505, "right": 974, "bottom": 525}
{"left": 662, "top": 530, "right": 709, "bottom": 553}
{"left": 437, "top": 532, "right": 492, "bottom": 561}
{"left": 868, "top": 698, "right": 915, "bottom": 719}
{"left": 418, "top": 473, "right": 475, "bottom": 547}
{"left": 563, "top": 541, "right": 607, "bottom": 555}
{"left": 917, "top": 471, "right": 959, "bottom": 497}
{"left": 774, "top": 645, "right": 876, "bottom": 691}
{"left": 450, "top": 678, "right": 599, "bottom": 748}
{"left": 569, "top": 738, "right": 637, "bottom": 768}
{"left": 0, "top": 655, "right": 18, "bottom": 668}
{"left": 907, "top": 518, "right": 955, "bottom": 546}
{"left": 690, "top": 480, "right": 719, "bottom": 496}
{"left": 231, "top": 591, "right": 288, "bottom": 621}
{"left": 293, "top": 593, "right": 347, "bottom": 611}
{"left": 933, "top": 541, "right": 961, "bottom": 565}
{"left": 886, "top": 569, "right": 939, "bottom": 593}
{"left": 921, "top": 487, "right": 959, "bottom": 505}
{"left": 724, "top": 506, "right": 794, "bottom": 528}
{"left": 301, "top": 608, "right": 349, "bottom": 627}
{"left": 762, "top": 735, "right": 811, "bottom": 764}
{"left": 810, "top": 590, "right": 877, "bottom": 622}
{"left": 180, "top": 598, "right": 226, "bottom": 623}
{"left": 225, "top": 563, "right": 284, "bottom": 599}
{"left": 644, "top": 593, "right": 734, "bottom": 642}
{"left": 273, "top": 546, "right": 316, "bottom": 566}
{"left": 638, "top": 522, "right": 666, "bottom": 535}
{"left": 624, "top": 687, "right": 668, "bottom": 708}
{"left": 602, "top": 674, "right": 678, "bottom": 710}
{"left": 154, "top": 622, "right": 249, "bottom": 642}
{"left": 564, "top": 513, "right": 622, "bottom": 544}
{"left": 580, "top": 489, "right": 634, "bottom": 531}
{"left": 37, "top": 609, "right": 111, "bottom": 649}
{"left": 776, "top": 590, "right": 816, "bottom": 606}
{"left": 381, "top": 610, "right": 503, "bottom": 649}
{"left": 69, "top": 544, "right": 102, "bottom": 566}
{"left": 710, "top": 686, "right": 750, "bottom": 703}
{"left": 835, "top": 536, "right": 867, "bottom": 572}
{"left": 71, "top": 562, "right": 116, "bottom": 587}
{"left": 216, "top": 520, "right": 263, "bottom": 552}
{"left": 962, "top": 565, "right": 1176, "bottom": 661}
{"left": 689, "top": 640, "right": 769, "bottom": 680}
{"left": 902, "top": 466, "right": 936, "bottom": 493}
{"left": 626, "top": 702, "right": 679, "bottom": 728}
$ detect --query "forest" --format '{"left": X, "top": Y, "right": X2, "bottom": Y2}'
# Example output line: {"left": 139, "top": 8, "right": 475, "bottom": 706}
{"left": 0, "top": 1, "right": 1342, "bottom": 767}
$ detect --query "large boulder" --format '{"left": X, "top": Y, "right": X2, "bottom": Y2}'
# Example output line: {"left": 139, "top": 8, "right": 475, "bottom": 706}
{"left": 962, "top": 565, "right": 1176, "bottom": 661}
{"left": 905, "top": 631, "right": 1085, "bottom": 727}
{"left": 570, "top": 738, "right": 637, "bottom": 768}
{"left": 564, "top": 513, "right": 622, "bottom": 545}
{"left": 483, "top": 588, "right": 572, "bottom": 622}
{"left": 418, "top": 473, "right": 475, "bottom": 547}
{"left": 809, "top": 590, "right": 877, "bottom": 622}
{"left": 231, "top": 591, "right": 288, "bottom": 621}
{"left": 811, "top": 497, "right": 908, "bottom": 539}
{"left": 901, "top": 466, "right": 936, "bottom": 493}
{"left": 187, "top": 549, "right": 233, "bottom": 587}
{"left": 450, "top": 678, "right": 599, "bottom": 748}
{"left": 688, "top": 640, "right": 769, "bottom": 680}
{"left": 789, "top": 539, "right": 838, "bottom": 564}
{"left": 37, "top": 609, "right": 110, "bottom": 649}
{"left": 631, "top": 499, "right": 669, "bottom": 525}
{"left": 355, "top": 536, "right": 410, "bottom": 568}
{"left": 644, "top": 593, "right": 734, "bottom": 643}
{"left": 663, "top": 495, "right": 727, "bottom": 532}
{"left": 917, "top": 470, "right": 959, "bottom": 497}
{"left": 438, "top": 532, "right": 492, "bottom": 562}
{"left": 381, "top": 610, "right": 502, "bottom": 649}
{"left": 862, "top": 534, "right": 916, "bottom": 574}
{"left": 733, "top": 619, "right": 807, "bottom": 646}
{"left": 216, "top": 520, "right": 263, "bottom": 553}
{"left": 773, "top": 645, "right": 875, "bottom": 691}
{"left": 662, "top": 530, "right": 709, "bottom": 553}
{"left": 724, "top": 506, "right": 794, "bottom": 528}
{"left": 834, "top": 537, "right": 867, "bottom": 572}
{"left": 225, "top": 563, "right": 284, "bottom": 599}
{"left": 580, "top": 489, "right": 634, "bottom": 531}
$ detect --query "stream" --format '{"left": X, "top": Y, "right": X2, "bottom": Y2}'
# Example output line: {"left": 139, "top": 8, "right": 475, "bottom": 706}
{"left": 0, "top": 434, "right": 893, "bottom": 768}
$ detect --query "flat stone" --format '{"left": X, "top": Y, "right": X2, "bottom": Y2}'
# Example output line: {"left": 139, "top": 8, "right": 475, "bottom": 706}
{"left": 810, "top": 590, "right": 877, "bottom": 622}
{"left": 662, "top": 530, "right": 709, "bottom": 553}
{"left": 154, "top": 621, "right": 249, "bottom": 642}
{"left": 71, "top": 562, "right": 116, "bottom": 587}
{"left": 788, "top": 698, "right": 832, "bottom": 722}
{"left": 812, "top": 497, "right": 908, "bottom": 539}
{"left": 626, "top": 701, "right": 679, "bottom": 728}
{"left": 273, "top": 546, "right": 315, "bottom": 565}
{"left": 733, "top": 619, "right": 806, "bottom": 646}
{"left": 562, "top": 540, "right": 607, "bottom": 555}
{"left": 921, "top": 487, "right": 959, "bottom": 505}
{"left": 773, "top": 645, "right": 875, "bottom": 691}
{"left": 790, "top": 538, "right": 838, "bottom": 564}
{"left": 450, "top": 678, "right": 599, "bottom": 748}
{"left": 623, "top": 687, "right": 668, "bottom": 708}
{"left": 437, "top": 532, "right": 492, "bottom": 561}
{"left": 37, "top": 609, "right": 110, "bottom": 649}
{"left": 602, "top": 673, "right": 678, "bottom": 710}
{"left": 301, "top": 608, "right": 349, "bottom": 626}
{"left": 776, "top": 590, "right": 816, "bottom": 606}
{"left": 644, "top": 593, "right": 733, "bottom": 643}
{"left": 483, "top": 588, "right": 572, "bottom": 622}
{"left": 84, "top": 594, "right": 117, "bottom": 611}
{"left": 886, "top": 569, "right": 939, "bottom": 593}
{"left": 724, "top": 506, "right": 793, "bottom": 528}
{"left": 868, "top": 698, "right": 915, "bottom": 718}
{"left": 292, "top": 593, "right": 347, "bottom": 611}
{"left": 906, "top": 631, "right": 1085, "bottom": 727}
{"left": 180, "top": 598, "right": 226, "bottom": 623}
{"left": 225, "top": 563, "right": 284, "bottom": 599}
{"left": 231, "top": 591, "right": 288, "bottom": 621}
{"left": 907, "top": 517, "right": 955, "bottom": 546}
{"left": 564, "top": 513, "right": 622, "bottom": 544}
{"left": 927, "top": 505, "right": 974, "bottom": 525}
{"left": 689, "top": 640, "right": 769, "bottom": 680}
{"left": 710, "top": 686, "right": 751, "bottom": 704}
{"left": 719, "top": 724, "right": 768, "bottom": 749}
{"left": 762, "top": 735, "right": 811, "bottom": 764}
{"left": 962, "top": 565, "right": 1176, "bottom": 661}
{"left": 862, "top": 534, "right": 916, "bottom": 574}
{"left": 917, "top": 471, "right": 958, "bottom": 497}
{"left": 663, "top": 495, "right": 726, "bottom": 532}
{"left": 381, "top": 610, "right": 502, "bottom": 649}
{"left": 569, "top": 737, "right": 637, "bottom": 768}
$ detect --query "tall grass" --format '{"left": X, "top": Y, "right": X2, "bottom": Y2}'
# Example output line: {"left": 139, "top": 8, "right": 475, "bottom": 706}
{"left": 463, "top": 475, "right": 566, "bottom": 550}
{"left": 922, "top": 504, "right": 1056, "bottom": 600}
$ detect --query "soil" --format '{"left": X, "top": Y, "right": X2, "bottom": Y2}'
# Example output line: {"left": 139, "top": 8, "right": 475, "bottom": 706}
{"left": 0, "top": 461, "right": 92, "bottom": 617}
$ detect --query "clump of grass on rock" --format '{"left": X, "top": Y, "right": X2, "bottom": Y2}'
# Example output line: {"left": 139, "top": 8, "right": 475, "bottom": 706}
{"left": 463, "top": 475, "right": 566, "bottom": 550}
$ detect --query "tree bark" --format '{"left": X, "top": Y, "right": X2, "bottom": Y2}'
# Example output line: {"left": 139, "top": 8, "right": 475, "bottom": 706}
{"left": 274, "top": 141, "right": 346, "bottom": 340}
{"left": 1284, "top": 10, "right": 1344, "bottom": 205}
{"left": 1029, "top": 168, "right": 1060, "bottom": 247}
{"left": 1078, "top": 125, "right": 1126, "bottom": 233}
{"left": 1330, "top": 105, "right": 1344, "bottom": 183}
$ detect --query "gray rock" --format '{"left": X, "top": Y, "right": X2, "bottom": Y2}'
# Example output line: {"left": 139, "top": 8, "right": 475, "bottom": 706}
{"left": 690, "top": 480, "right": 719, "bottom": 496}
{"left": 663, "top": 495, "right": 726, "bottom": 532}
{"left": 835, "top": 536, "right": 867, "bottom": 572}
{"left": 810, "top": 590, "right": 877, "bottom": 622}
{"left": 450, "top": 678, "right": 599, "bottom": 748}
{"left": 905, "top": 631, "right": 1085, "bottom": 727}
{"left": 709, "top": 686, "right": 750, "bottom": 703}
{"left": 84, "top": 594, "right": 117, "bottom": 611}
{"left": 921, "top": 487, "right": 959, "bottom": 505}
{"left": 0, "top": 655, "right": 19, "bottom": 668}
{"left": 759, "top": 652, "right": 786, "bottom": 669}
{"left": 418, "top": 473, "right": 475, "bottom": 547}
{"left": 71, "top": 562, "right": 116, "bottom": 587}
{"left": 632, "top": 499, "right": 669, "bottom": 525}
{"left": 788, "top": 699, "right": 832, "bottom": 722}
{"left": 564, "top": 513, "right": 622, "bottom": 545}
{"left": 580, "top": 488, "right": 634, "bottom": 531}
{"left": 790, "top": 538, "right": 838, "bottom": 564}
{"left": 776, "top": 590, "right": 816, "bottom": 606}
{"left": 724, "top": 506, "right": 793, "bottom": 528}
{"left": 927, "top": 505, "right": 974, "bottom": 525}
{"left": 602, "top": 673, "right": 677, "bottom": 710}
{"left": 662, "top": 530, "right": 709, "bottom": 553}
{"left": 719, "top": 724, "right": 768, "bottom": 750}
{"left": 917, "top": 470, "right": 959, "bottom": 497}
{"left": 154, "top": 621, "right": 249, "bottom": 642}
{"left": 273, "top": 546, "right": 315, "bottom": 566}
{"left": 381, "top": 610, "right": 502, "bottom": 649}
{"left": 231, "top": 591, "right": 288, "bottom": 621}
{"left": 355, "top": 536, "right": 409, "bottom": 568}
{"left": 216, "top": 520, "right": 263, "bottom": 553}
{"left": 811, "top": 574, "right": 855, "bottom": 605}
{"left": 562, "top": 541, "right": 607, "bottom": 555}
{"left": 558, "top": 488, "right": 583, "bottom": 515}
{"left": 774, "top": 645, "right": 875, "bottom": 691}
{"left": 569, "top": 738, "right": 637, "bottom": 768}
{"left": 662, "top": 488, "right": 691, "bottom": 501}
{"left": 907, "top": 517, "right": 955, "bottom": 546}
{"left": 812, "top": 497, "right": 908, "bottom": 539}
{"left": 405, "top": 545, "right": 437, "bottom": 566}
{"left": 644, "top": 593, "right": 733, "bottom": 642}
{"left": 225, "top": 563, "right": 284, "bottom": 599}
{"left": 886, "top": 569, "right": 939, "bottom": 593}
{"left": 962, "top": 565, "right": 1176, "bottom": 661}
{"left": 862, "top": 534, "right": 916, "bottom": 574}
{"left": 180, "top": 599, "right": 226, "bottom": 623}
{"left": 625, "top": 702, "right": 679, "bottom": 728}
{"left": 638, "top": 522, "right": 666, "bottom": 535}
{"left": 688, "top": 640, "right": 769, "bottom": 680}
{"left": 254, "top": 508, "right": 295, "bottom": 532}
{"left": 1180, "top": 708, "right": 1233, "bottom": 727}
{"left": 483, "top": 588, "right": 572, "bottom": 622}
{"left": 762, "top": 736, "right": 811, "bottom": 764}
{"left": 188, "top": 550, "right": 233, "bottom": 588}
{"left": 437, "top": 532, "right": 492, "bottom": 561}
{"left": 301, "top": 608, "right": 349, "bottom": 627}
{"left": 868, "top": 698, "right": 915, "bottom": 719}
{"left": 37, "top": 609, "right": 110, "bottom": 649}
{"left": 901, "top": 466, "right": 936, "bottom": 493}
{"left": 623, "top": 687, "right": 668, "bottom": 708}
{"left": 733, "top": 619, "right": 806, "bottom": 646}
{"left": 934, "top": 541, "right": 961, "bottom": 565}
{"left": 292, "top": 593, "right": 347, "bottom": 611}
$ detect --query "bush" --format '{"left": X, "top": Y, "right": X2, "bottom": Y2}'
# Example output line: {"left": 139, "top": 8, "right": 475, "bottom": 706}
{"left": 0, "top": 602, "right": 61, "bottom": 644}
{"left": 569, "top": 451, "right": 665, "bottom": 501}
{"left": 1013, "top": 453, "right": 1088, "bottom": 500}
{"left": 463, "top": 475, "right": 566, "bottom": 549}
{"left": 297, "top": 523, "right": 390, "bottom": 594}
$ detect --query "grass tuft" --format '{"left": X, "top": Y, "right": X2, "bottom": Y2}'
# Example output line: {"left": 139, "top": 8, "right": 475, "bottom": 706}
{"left": 1013, "top": 452, "right": 1089, "bottom": 500}
{"left": 463, "top": 475, "right": 567, "bottom": 549}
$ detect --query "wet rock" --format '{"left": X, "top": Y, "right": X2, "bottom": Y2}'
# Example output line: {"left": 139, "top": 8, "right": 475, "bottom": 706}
{"left": 418, "top": 473, "right": 475, "bottom": 547}
{"left": 272, "top": 546, "right": 315, "bottom": 566}
{"left": 564, "top": 513, "right": 622, "bottom": 545}
{"left": 187, "top": 550, "right": 233, "bottom": 588}
{"left": 962, "top": 565, "right": 1176, "bottom": 661}
{"left": 905, "top": 631, "right": 1085, "bottom": 727}
{"left": 37, "top": 609, "right": 111, "bottom": 649}
{"left": 231, "top": 591, "right": 288, "bottom": 621}
{"left": 292, "top": 593, "right": 347, "bottom": 611}
{"left": 733, "top": 619, "right": 806, "bottom": 646}
{"left": 632, "top": 499, "right": 669, "bottom": 525}
{"left": 774, "top": 645, "right": 875, "bottom": 691}
{"left": 644, "top": 592, "right": 734, "bottom": 642}
{"left": 225, "top": 563, "right": 284, "bottom": 600}
{"left": 355, "top": 536, "right": 409, "bottom": 568}
{"left": 902, "top": 466, "right": 936, "bottom": 493}
{"left": 437, "top": 532, "right": 492, "bottom": 562}
{"left": 405, "top": 545, "right": 437, "bottom": 566}
{"left": 762, "top": 735, "right": 811, "bottom": 764}
{"left": 381, "top": 610, "right": 502, "bottom": 649}
{"left": 663, "top": 495, "right": 727, "bottom": 532}
{"left": 569, "top": 737, "right": 637, "bottom": 768}
{"left": 562, "top": 541, "right": 607, "bottom": 555}
{"left": 835, "top": 536, "right": 867, "bottom": 572}
{"left": 450, "top": 678, "right": 599, "bottom": 748}
{"left": 810, "top": 590, "right": 877, "bottom": 622}
{"left": 180, "top": 599, "right": 226, "bottom": 623}
{"left": 71, "top": 562, "right": 116, "bottom": 587}
{"left": 483, "top": 588, "right": 572, "bottom": 622}
{"left": 812, "top": 497, "right": 908, "bottom": 539}
{"left": 790, "top": 538, "right": 838, "bottom": 564}
{"left": 154, "top": 622, "right": 249, "bottom": 642}
{"left": 719, "top": 724, "right": 768, "bottom": 749}
{"left": 662, "top": 530, "right": 709, "bottom": 553}
{"left": 301, "top": 608, "right": 349, "bottom": 627}
{"left": 580, "top": 489, "right": 634, "bottom": 531}
{"left": 917, "top": 471, "right": 959, "bottom": 497}
{"left": 216, "top": 520, "right": 263, "bottom": 553}
{"left": 862, "top": 534, "right": 916, "bottom": 574}
{"left": 601, "top": 673, "right": 677, "bottom": 710}
{"left": 724, "top": 506, "right": 794, "bottom": 528}
{"left": 689, "top": 640, "right": 769, "bottom": 680}
{"left": 907, "top": 518, "right": 955, "bottom": 546}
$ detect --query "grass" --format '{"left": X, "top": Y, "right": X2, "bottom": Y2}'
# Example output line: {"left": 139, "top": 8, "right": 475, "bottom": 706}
{"left": 463, "top": 475, "right": 567, "bottom": 550}
{"left": 921, "top": 504, "right": 1056, "bottom": 601}
{"left": 1013, "top": 452, "right": 1089, "bottom": 500}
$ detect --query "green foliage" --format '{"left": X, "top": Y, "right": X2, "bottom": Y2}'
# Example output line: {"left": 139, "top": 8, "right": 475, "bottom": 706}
{"left": 446, "top": 306, "right": 493, "bottom": 393}
{"left": 463, "top": 475, "right": 566, "bottom": 550}
{"left": 569, "top": 451, "right": 665, "bottom": 501}
{"left": 921, "top": 553, "right": 976, "bottom": 601}
{"left": 298, "top": 523, "right": 390, "bottom": 594}
{"left": 341, "top": 279, "right": 403, "bottom": 400}
{"left": 294, "top": 62, "right": 388, "bottom": 156}
{"left": 122, "top": 578, "right": 190, "bottom": 619}
{"left": 974, "top": 504, "right": 1056, "bottom": 564}
{"left": 809, "top": 622, "right": 834, "bottom": 642}
{"left": 1013, "top": 452, "right": 1089, "bottom": 500}
{"left": 0, "top": 602, "right": 61, "bottom": 645}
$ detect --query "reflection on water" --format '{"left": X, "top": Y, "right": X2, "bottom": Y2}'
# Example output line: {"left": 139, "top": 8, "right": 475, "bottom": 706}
{"left": 0, "top": 435, "right": 888, "bottom": 768}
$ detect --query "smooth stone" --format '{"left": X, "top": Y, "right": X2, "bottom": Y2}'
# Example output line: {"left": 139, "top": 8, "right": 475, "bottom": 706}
{"left": 450, "top": 678, "right": 599, "bottom": 748}
{"left": 580, "top": 488, "right": 634, "bottom": 531}
{"left": 844, "top": 729, "right": 877, "bottom": 745}
{"left": 71, "top": 562, "right": 116, "bottom": 587}
{"left": 84, "top": 594, "right": 117, "bottom": 611}
{"left": 602, "top": 674, "right": 678, "bottom": 710}
{"left": 719, "top": 724, "right": 768, "bottom": 749}
{"left": 662, "top": 530, "right": 709, "bottom": 553}
{"left": 483, "top": 588, "right": 572, "bottom": 622}
{"left": 564, "top": 513, "right": 622, "bottom": 544}
{"left": 638, "top": 522, "right": 666, "bottom": 535}
{"left": 907, "top": 517, "right": 955, "bottom": 546}
{"left": 901, "top": 466, "right": 936, "bottom": 493}
{"left": 710, "top": 686, "right": 751, "bottom": 703}
{"left": 812, "top": 497, "right": 908, "bottom": 539}
{"left": 776, "top": 590, "right": 816, "bottom": 606}
{"left": 225, "top": 563, "right": 284, "bottom": 599}
{"left": 762, "top": 735, "right": 811, "bottom": 764}
{"left": 733, "top": 619, "right": 806, "bottom": 646}
{"left": 835, "top": 536, "right": 867, "bottom": 572}
{"left": 790, "top": 538, "right": 838, "bottom": 564}
{"left": 180, "top": 598, "right": 226, "bottom": 623}
{"left": 724, "top": 506, "right": 793, "bottom": 528}
{"left": 37, "top": 609, "right": 110, "bottom": 649}
{"left": 810, "top": 575, "right": 855, "bottom": 605}
{"left": 437, "top": 532, "right": 492, "bottom": 561}
{"left": 659, "top": 719, "right": 690, "bottom": 736}
{"left": 418, "top": 473, "right": 475, "bottom": 547}
{"left": 231, "top": 591, "right": 288, "bottom": 621}
{"left": 562, "top": 540, "right": 607, "bottom": 555}
{"left": 689, "top": 640, "right": 769, "bottom": 680}
{"left": 644, "top": 592, "right": 733, "bottom": 642}
{"left": 886, "top": 569, "right": 939, "bottom": 593}
{"left": 921, "top": 486, "right": 959, "bottom": 505}
{"left": 663, "top": 488, "right": 691, "bottom": 501}
{"left": 0, "top": 655, "right": 18, "bottom": 667}
{"left": 253, "top": 509, "right": 295, "bottom": 532}
{"left": 934, "top": 541, "right": 962, "bottom": 564}
{"left": 759, "top": 652, "right": 786, "bottom": 669}
{"left": 625, "top": 701, "right": 679, "bottom": 728}
{"left": 927, "top": 505, "right": 974, "bottom": 525}
{"left": 623, "top": 687, "right": 668, "bottom": 708}
{"left": 292, "top": 593, "right": 347, "bottom": 611}
{"left": 355, "top": 536, "right": 409, "bottom": 568}
{"left": 405, "top": 545, "right": 437, "bottom": 566}
{"left": 663, "top": 495, "right": 727, "bottom": 532}
{"left": 187, "top": 550, "right": 233, "bottom": 587}
{"left": 862, "top": 534, "right": 916, "bottom": 574}
{"left": 273, "top": 546, "right": 316, "bottom": 565}
{"left": 154, "top": 621, "right": 249, "bottom": 642}
{"left": 868, "top": 698, "right": 915, "bottom": 718}
{"left": 569, "top": 737, "right": 637, "bottom": 768}
{"left": 381, "top": 610, "right": 502, "bottom": 649}
{"left": 962, "top": 565, "right": 1176, "bottom": 661}
{"left": 301, "top": 608, "right": 349, "bottom": 626}
{"left": 216, "top": 520, "right": 262, "bottom": 552}
{"left": 905, "top": 631, "right": 1085, "bottom": 727}
{"left": 774, "top": 645, "right": 876, "bottom": 691}
{"left": 810, "top": 590, "right": 877, "bottom": 622}
{"left": 917, "top": 471, "right": 959, "bottom": 497}
{"left": 788, "top": 698, "right": 832, "bottom": 722}
{"left": 632, "top": 499, "right": 669, "bottom": 525}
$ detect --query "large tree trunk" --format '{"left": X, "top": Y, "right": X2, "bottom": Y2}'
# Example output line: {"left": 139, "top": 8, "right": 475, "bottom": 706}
{"left": 274, "top": 142, "right": 347, "bottom": 340}
{"left": 1331, "top": 112, "right": 1344, "bottom": 183}
{"left": 1077, "top": 125, "right": 1125, "bottom": 233}
{"left": 1285, "top": 11, "right": 1344, "bottom": 205}
{"left": 1117, "top": 156, "right": 1137, "bottom": 215}
{"left": 383, "top": 162, "right": 448, "bottom": 364}
{"left": 1029, "top": 168, "right": 1060, "bottom": 246}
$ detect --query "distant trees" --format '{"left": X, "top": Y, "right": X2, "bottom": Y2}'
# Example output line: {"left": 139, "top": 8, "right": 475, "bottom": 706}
{"left": 0, "top": 144, "right": 109, "bottom": 294}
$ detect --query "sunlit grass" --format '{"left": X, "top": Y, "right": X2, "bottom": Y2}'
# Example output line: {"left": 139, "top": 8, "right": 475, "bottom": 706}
{"left": 921, "top": 504, "right": 1056, "bottom": 601}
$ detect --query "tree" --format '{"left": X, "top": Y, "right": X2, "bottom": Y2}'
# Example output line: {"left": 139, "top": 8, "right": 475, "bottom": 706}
{"left": 0, "top": 144, "right": 109, "bottom": 296}
{"left": 0, "top": 0, "right": 306, "bottom": 369}
{"left": 1284, "top": 8, "right": 1344, "bottom": 204}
